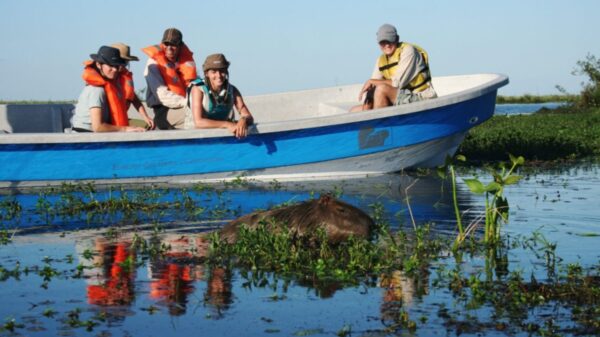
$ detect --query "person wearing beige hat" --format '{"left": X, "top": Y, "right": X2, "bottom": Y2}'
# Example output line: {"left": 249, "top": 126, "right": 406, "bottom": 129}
{"left": 351, "top": 24, "right": 436, "bottom": 112}
{"left": 142, "top": 28, "right": 197, "bottom": 130}
{"left": 187, "top": 53, "right": 254, "bottom": 139}
{"left": 111, "top": 43, "right": 155, "bottom": 130}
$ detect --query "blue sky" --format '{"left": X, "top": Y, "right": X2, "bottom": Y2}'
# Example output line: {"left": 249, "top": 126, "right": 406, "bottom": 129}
{"left": 1, "top": 0, "right": 598, "bottom": 100}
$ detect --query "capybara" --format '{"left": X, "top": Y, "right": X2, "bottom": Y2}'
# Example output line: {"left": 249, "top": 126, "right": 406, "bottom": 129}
{"left": 219, "top": 194, "right": 374, "bottom": 244}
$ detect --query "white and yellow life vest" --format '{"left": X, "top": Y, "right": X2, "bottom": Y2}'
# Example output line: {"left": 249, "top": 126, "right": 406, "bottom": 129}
{"left": 377, "top": 42, "right": 431, "bottom": 93}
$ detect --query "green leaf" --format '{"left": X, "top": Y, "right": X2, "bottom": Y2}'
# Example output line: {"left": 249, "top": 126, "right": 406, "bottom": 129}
{"left": 509, "top": 153, "right": 525, "bottom": 166}
{"left": 455, "top": 154, "right": 466, "bottom": 162}
{"left": 503, "top": 175, "right": 523, "bottom": 185}
{"left": 484, "top": 182, "right": 502, "bottom": 193}
{"left": 463, "top": 178, "right": 485, "bottom": 194}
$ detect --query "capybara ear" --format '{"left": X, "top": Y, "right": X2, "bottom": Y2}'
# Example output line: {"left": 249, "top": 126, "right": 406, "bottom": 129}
{"left": 319, "top": 194, "right": 332, "bottom": 205}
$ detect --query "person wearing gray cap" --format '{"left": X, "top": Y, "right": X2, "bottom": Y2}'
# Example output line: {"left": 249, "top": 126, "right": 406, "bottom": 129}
{"left": 142, "top": 28, "right": 198, "bottom": 130}
{"left": 351, "top": 24, "right": 436, "bottom": 112}
{"left": 186, "top": 53, "right": 254, "bottom": 139}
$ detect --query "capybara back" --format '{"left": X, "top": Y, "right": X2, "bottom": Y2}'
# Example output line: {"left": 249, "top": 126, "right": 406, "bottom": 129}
{"left": 219, "top": 194, "right": 374, "bottom": 243}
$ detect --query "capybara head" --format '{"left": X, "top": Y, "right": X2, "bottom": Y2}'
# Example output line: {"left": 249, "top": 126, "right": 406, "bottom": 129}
{"left": 219, "top": 194, "right": 374, "bottom": 244}
{"left": 293, "top": 194, "right": 374, "bottom": 243}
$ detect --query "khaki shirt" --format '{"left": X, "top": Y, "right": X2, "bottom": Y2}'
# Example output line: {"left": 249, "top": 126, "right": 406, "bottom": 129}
{"left": 370, "top": 44, "right": 426, "bottom": 90}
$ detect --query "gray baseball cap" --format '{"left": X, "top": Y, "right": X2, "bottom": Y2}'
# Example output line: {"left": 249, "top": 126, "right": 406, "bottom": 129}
{"left": 376, "top": 24, "right": 398, "bottom": 43}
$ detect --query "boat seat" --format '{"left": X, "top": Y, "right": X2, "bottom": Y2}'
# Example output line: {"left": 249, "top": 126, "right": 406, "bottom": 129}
{"left": 0, "top": 104, "right": 75, "bottom": 133}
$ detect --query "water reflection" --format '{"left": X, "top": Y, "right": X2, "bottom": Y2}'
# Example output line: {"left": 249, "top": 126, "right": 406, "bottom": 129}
{"left": 149, "top": 262, "right": 196, "bottom": 316}
{"left": 3, "top": 164, "right": 600, "bottom": 336}
{"left": 77, "top": 232, "right": 238, "bottom": 318}
{"left": 379, "top": 269, "right": 430, "bottom": 324}
{"left": 84, "top": 239, "right": 136, "bottom": 306}
{"left": 75, "top": 229, "right": 435, "bottom": 324}
{"left": 204, "top": 266, "right": 233, "bottom": 318}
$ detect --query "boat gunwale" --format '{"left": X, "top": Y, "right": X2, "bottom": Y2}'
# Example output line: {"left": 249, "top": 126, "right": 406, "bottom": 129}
{"left": 0, "top": 73, "right": 508, "bottom": 145}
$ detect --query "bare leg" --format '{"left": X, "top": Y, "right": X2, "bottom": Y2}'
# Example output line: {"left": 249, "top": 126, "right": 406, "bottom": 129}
{"left": 349, "top": 86, "right": 375, "bottom": 112}
{"left": 373, "top": 84, "right": 398, "bottom": 109}
{"left": 349, "top": 104, "right": 365, "bottom": 112}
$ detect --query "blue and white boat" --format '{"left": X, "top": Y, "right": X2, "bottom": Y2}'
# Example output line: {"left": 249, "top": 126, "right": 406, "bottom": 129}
{"left": 0, "top": 73, "right": 508, "bottom": 188}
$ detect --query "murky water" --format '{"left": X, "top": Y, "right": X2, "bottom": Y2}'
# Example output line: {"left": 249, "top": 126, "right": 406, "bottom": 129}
{"left": 1, "top": 162, "right": 599, "bottom": 336}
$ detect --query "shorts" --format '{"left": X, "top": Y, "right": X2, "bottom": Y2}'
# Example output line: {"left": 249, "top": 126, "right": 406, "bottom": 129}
{"left": 395, "top": 85, "right": 438, "bottom": 105}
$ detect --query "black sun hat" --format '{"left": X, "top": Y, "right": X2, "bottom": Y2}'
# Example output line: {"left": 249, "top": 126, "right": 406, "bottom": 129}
{"left": 90, "top": 46, "right": 127, "bottom": 67}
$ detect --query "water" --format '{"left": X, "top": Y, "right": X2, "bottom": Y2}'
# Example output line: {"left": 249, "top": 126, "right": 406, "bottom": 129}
{"left": 1, "top": 162, "right": 599, "bottom": 336}
{"left": 494, "top": 102, "right": 565, "bottom": 115}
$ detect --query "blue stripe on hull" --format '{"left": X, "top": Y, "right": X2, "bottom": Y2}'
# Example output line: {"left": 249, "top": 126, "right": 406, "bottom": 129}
{"left": 1, "top": 92, "right": 495, "bottom": 182}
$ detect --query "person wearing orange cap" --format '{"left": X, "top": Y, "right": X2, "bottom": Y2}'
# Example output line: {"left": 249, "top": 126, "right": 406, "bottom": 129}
{"left": 111, "top": 43, "right": 155, "bottom": 130}
{"left": 72, "top": 46, "right": 146, "bottom": 132}
{"left": 142, "top": 28, "right": 197, "bottom": 130}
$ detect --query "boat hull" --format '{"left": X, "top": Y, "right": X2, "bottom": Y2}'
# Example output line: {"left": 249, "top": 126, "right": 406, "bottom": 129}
{"left": 0, "top": 74, "right": 507, "bottom": 188}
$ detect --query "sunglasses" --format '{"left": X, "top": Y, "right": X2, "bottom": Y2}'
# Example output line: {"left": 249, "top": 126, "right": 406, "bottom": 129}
{"left": 163, "top": 42, "right": 181, "bottom": 47}
{"left": 379, "top": 40, "right": 395, "bottom": 46}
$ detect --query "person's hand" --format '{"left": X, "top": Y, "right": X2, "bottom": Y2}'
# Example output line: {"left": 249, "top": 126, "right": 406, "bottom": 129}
{"left": 143, "top": 116, "right": 155, "bottom": 130}
{"left": 124, "top": 126, "right": 146, "bottom": 132}
{"left": 233, "top": 118, "right": 248, "bottom": 139}
{"left": 359, "top": 81, "right": 374, "bottom": 101}
{"left": 226, "top": 119, "right": 248, "bottom": 139}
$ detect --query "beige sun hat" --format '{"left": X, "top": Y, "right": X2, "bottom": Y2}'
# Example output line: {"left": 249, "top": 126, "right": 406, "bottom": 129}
{"left": 202, "top": 53, "right": 230, "bottom": 72}
{"left": 110, "top": 43, "right": 139, "bottom": 62}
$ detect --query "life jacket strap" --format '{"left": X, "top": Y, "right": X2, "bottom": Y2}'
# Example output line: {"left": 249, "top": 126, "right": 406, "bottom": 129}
{"left": 378, "top": 62, "right": 398, "bottom": 72}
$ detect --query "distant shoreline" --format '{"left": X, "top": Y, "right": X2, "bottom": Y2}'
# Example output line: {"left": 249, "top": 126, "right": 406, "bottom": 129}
{"left": 496, "top": 94, "right": 576, "bottom": 104}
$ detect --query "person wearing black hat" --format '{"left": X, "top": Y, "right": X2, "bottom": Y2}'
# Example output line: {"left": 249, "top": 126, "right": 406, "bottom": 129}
{"left": 187, "top": 53, "right": 254, "bottom": 139}
{"left": 71, "top": 46, "right": 146, "bottom": 132}
{"left": 351, "top": 24, "right": 437, "bottom": 112}
{"left": 142, "top": 28, "right": 198, "bottom": 130}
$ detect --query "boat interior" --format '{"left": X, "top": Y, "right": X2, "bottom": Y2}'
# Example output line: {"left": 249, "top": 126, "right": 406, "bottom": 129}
{"left": 0, "top": 74, "right": 503, "bottom": 134}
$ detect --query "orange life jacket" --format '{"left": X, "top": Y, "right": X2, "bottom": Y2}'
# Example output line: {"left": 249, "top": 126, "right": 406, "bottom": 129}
{"left": 82, "top": 61, "right": 130, "bottom": 126}
{"left": 142, "top": 43, "right": 197, "bottom": 97}
{"left": 119, "top": 69, "right": 136, "bottom": 102}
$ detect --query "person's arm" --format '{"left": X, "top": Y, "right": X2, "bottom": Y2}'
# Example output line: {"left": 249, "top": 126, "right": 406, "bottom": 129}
{"left": 90, "top": 107, "right": 145, "bottom": 132}
{"left": 358, "top": 61, "right": 392, "bottom": 101}
{"left": 231, "top": 86, "right": 253, "bottom": 138}
{"left": 145, "top": 59, "right": 187, "bottom": 109}
{"left": 131, "top": 95, "right": 155, "bottom": 129}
